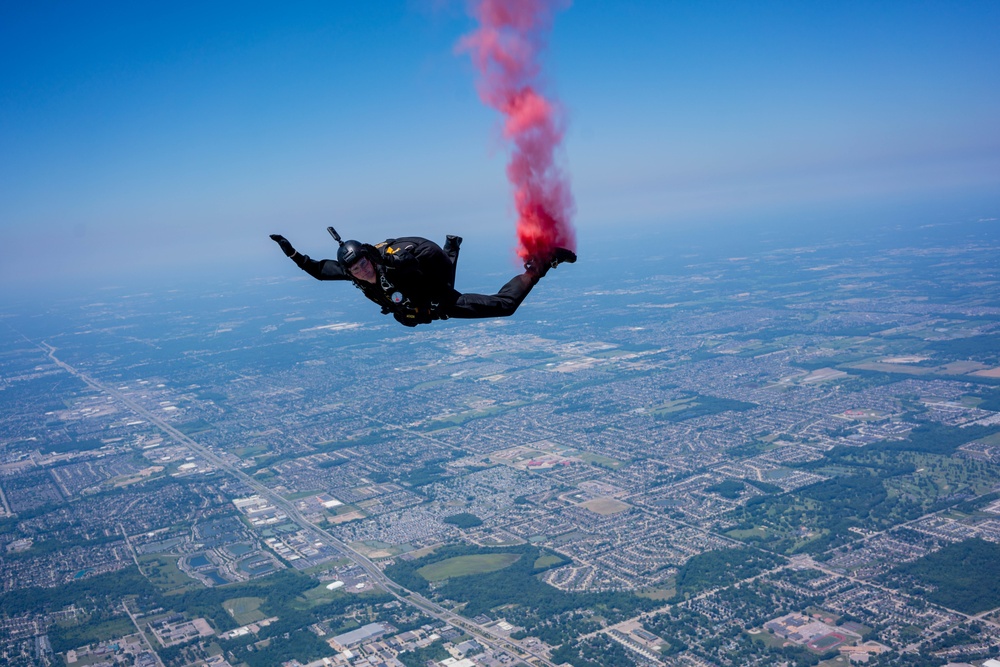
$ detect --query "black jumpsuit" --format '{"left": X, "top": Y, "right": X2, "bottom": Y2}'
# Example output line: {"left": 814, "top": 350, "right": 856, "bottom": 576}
{"left": 291, "top": 237, "right": 540, "bottom": 326}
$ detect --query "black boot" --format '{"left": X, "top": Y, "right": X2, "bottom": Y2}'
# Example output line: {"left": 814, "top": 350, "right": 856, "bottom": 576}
{"left": 443, "top": 235, "right": 462, "bottom": 288}
{"left": 443, "top": 235, "right": 463, "bottom": 256}
{"left": 525, "top": 247, "right": 576, "bottom": 278}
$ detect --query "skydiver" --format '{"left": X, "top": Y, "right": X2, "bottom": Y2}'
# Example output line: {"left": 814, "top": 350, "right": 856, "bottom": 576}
{"left": 269, "top": 231, "right": 575, "bottom": 327}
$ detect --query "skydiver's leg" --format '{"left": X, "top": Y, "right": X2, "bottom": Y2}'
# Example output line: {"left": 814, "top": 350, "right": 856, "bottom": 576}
{"left": 443, "top": 235, "right": 462, "bottom": 289}
{"left": 445, "top": 273, "right": 539, "bottom": 319}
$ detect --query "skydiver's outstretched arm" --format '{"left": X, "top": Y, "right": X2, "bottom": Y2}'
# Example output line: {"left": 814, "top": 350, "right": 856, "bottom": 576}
{"left": 270, "top": 234, "right": 350, "bottom": 281}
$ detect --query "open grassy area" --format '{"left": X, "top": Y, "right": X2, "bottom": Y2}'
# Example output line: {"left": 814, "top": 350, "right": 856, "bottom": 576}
{"left": 804, "top": 606, "right": 841, "bottom": 623}
{"left": 425, "top": 402, "right": 526, "bottom": 428}
{"left": 223, "top": 597, "right": 266, "bottom": 625}
{"left": 417, "top": 554, "right": 521, "bottom": 582}
{"left": 580, "top": 498, "right": 631, "bottom": 515}
{"left": 533, "top": 554, "right": 564, "bottom": 569}
{"left": 349, "top": 540, "right": 400, "bottom": 558}
{"left": 282, "top": 490, "right": 323, "bottom": 501}
{"left": 577, "top": 451, "right": 626, "bottom": 469}
{"left": 975, "top": 432, "right": 1000, "bottom": 446}
{"left": 408, "top": 544, "right": 443, "bottom": 559}
{"left": 294, "top": 585, "right": 349, "bottom": 609}
{"left": 234, "top": 445, "right": 270, "bottom": 459}
{"left": 638, "top": 586, "right": 676, "bottom": 601}
{"left": 176, "top": 419, "right": 214, "bottom": 435}
{"left": 138, "top": 555, "right": 201, "bottom": 595}
{"left": 750, "top": 628, "right": 789, "bottom": 649}
{"left": 648, "top": 397, "right": 697, "bottom": 416}
{"left": 883, "top": 452, "right": 1000, "bottom": 506}
{"left": 411, "top": 378, "right": 451, "bottom": 391}
{"left": 726, "top": 526, "right": 769, "bottom": 540}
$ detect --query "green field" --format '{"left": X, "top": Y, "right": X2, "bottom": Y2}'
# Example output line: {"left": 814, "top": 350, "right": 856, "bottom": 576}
{"left": 638, "top": 586, "right": 676, "bottom": 601}
{"left": 577, "top": 451, "right": 626, "bottom": 469}
{"left": 138, "top": 555, "right": 201, "bottom": 595}
{"left": 533, "top": 554, "right": 564, "bottom": 569}
{"left": 416, "top": 554, "right": 521, "bottom": 582}
{"left": 233, "top": 444, "right": 272, "bottom": 458}
{"left": 649, "top": 394, "right": 756, "bottom": 422}
{"left": 296, "top": 584, "right": 349, "bottom": 609}
{"left": 223, "top": 597, "right": 266, "bottom": 625}
{"left": 282, "top": 490, "right": 323, "bottom": 501}
{"left": 726, "top": 526, "right": 769, "bottom": 540}
{"left": 975, "top": 432, "right": 1000, "bottom": 446}
{"left": 750, "top": 628, "right": 790, "bottom": 650}
{"left": 176, "top": 419, "right": 214, "bottom": 435}
{"left": 429, "top": 405, "right": 506, "bottom": 426}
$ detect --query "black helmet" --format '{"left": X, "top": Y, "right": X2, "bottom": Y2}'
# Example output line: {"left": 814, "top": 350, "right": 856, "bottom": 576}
{"left": 337, "top": 240, "right": 367, "bottom": 267}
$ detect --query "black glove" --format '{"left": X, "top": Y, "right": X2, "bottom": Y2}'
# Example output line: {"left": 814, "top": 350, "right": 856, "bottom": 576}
{"left": 269, "top": 234, "right": 296, "bottom": 257}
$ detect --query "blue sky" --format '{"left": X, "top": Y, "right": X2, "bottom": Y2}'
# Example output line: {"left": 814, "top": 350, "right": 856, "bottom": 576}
{"left": 2, "top": 1, "right": 998, "bottom": 291}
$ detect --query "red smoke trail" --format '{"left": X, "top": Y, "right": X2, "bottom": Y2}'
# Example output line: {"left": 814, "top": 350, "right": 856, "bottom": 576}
{"left": 459, "top": 0, "right": 576, "bottom": 262}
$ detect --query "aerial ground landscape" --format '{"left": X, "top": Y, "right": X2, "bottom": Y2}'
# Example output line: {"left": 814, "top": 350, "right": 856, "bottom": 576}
{"left": 3, "top": 1, "right": 1000, "bottom": 666}
{"left": 2, "top": 218, "right": 1000, "bottom": 667}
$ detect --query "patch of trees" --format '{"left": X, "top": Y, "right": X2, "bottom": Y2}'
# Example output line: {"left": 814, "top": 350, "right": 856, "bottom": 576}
{"left": 443, "top": 513, "right": 483, "bottom": 528}
{"left": 549, "top": 633, "right": 638, "bottom": 667}
{"left": 171, "top": 569, "right": 323, "bottom": 633}
{"left": 40, "top": 438, "right": 106, "bottom": 455}
{"left": 216, "top": 587, "right": 393, "bottom": 667}
{"left": 436, "top": 558, "right": 654, "bottom": 623}
{"left": 654, "top": 394, "right": 756, "bottom": 422}
{"left": 874, "top": 422, "right": 1000, "bottom": 457}
{"left": 0, "top": 566, "right": 158, "bottom": 616}
{"left": 745, "top": 479, "right": 783, "bottom": 494}
{"left": 733, "top": 472, "right": 894, "bottom": 554}
{"left": 221, "top": 628, "right": 331, "bottom": 667}
{"left": 384, "top": 544, "right": 653, "bottom": 639}
{"left": 799, "top": 473, "right": 885, "bottom": 509}
{"left": 397, "top": 640, "right": 450, "bottom": 667}
{"left": 399, "top": 461, "right": 449, "bottom": 487}
{"left": 726, "top": 440, "right": 772, "bottom": 459}
{"left": 955, "top": 491, "right": 1000, "bottom": 514}
{"left": 671, "top": 547, "right": 783, "bottom": 600}
{"left": 705, "top": 479, "right": 745, "bottom": 499}
{"left": 927, "top": 334, "right": 1000, "bottom": 363}
{"left": 4, "top": 533, "right": 122, "bottom": 562}
{"left": 50, "top": 616, "right": 136, "bottom": 655}
{"left": 883, "top": 538, "right": 1000, "bottom": 614}
{"left": 157, "top": 642, "right": 223, "bottom": 667}
{"left": 798, "top": 445, "right": 915, "bottom": 477}
{"left": 923, "top": 623, "right": 987, "bottom": 652}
